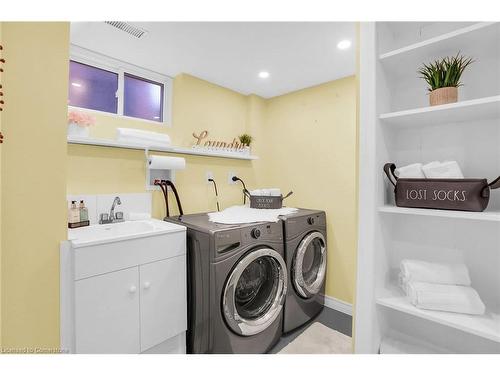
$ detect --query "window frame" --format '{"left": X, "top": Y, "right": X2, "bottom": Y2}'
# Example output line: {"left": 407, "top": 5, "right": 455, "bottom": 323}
{"left": 69, "top": 45, "right": 172, "bottom": 127}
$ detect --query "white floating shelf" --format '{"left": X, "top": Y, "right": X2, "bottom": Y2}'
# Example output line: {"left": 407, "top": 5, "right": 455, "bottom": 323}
{"left": 379, "top": 95, "right": 500, "bottom": 127}
{"left": 67, "top": 136, "right": 258, "bottom": 160}
{"left": 377, "top": 294, "right": 500, "bottom": 343}
{"left": 379, "top": 22, "right": 500, "bottom": 75}
{"left": 378, "top": 205, "right": 500, "bottom": 222}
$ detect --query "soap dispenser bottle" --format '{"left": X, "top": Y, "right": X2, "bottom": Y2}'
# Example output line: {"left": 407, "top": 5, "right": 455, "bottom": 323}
{"left": 79, "top": 200, "right": 89, "bottom": 222}
{"left": 68, "top": 201, "right": 80, "bottom": 227}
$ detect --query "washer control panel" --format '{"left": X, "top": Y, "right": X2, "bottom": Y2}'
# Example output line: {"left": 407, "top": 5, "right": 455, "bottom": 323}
{"left": 214, "top": 221, "right": 283, "bottom": 254}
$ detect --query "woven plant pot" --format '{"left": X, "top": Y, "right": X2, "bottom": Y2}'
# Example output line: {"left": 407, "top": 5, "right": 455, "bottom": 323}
{"left": 429, "top": 87, "right": 458, "bottom": 106}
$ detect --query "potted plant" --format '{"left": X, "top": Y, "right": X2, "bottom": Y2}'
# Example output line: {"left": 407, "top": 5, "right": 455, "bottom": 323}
{"left": 68, "top": 110, "right": 95, "bottom": 138}
{"left": 238, "top": 133, "right": 253, "bottom": 155}
{"left": 418, "top": 53, "right": 474, "bottom": 106}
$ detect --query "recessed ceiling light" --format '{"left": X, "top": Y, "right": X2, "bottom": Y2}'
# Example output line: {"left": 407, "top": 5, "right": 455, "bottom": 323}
{"left": 258, "top": 71, "right": 270, "bottom": 79}
{"left": 71, "top": 82, "right": 82, "bottom": 88}
{"left": 337, "top": 40, "right": 352, "bottom": 50}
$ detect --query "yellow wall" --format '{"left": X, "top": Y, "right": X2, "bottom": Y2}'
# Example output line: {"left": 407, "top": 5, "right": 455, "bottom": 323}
{"left": 0, "top": 22, "right": 3, "bottom": 345}
{"left": 68, "top": 74, "right": 261, "bottom": 218}
{"left": 68, "top": 74, "right": 358, "bottom": 304}
{"left": 261, "top": 77, "right": 358, "bottom": 303}
{"left": 1, "top": 23, "right": 69, "bottom": 350}
{"left": 0, "top": 27, "right": 357, "bottom": 348}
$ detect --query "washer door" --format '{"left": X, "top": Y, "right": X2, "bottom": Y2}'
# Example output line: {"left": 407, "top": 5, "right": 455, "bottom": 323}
{"left": 293, "top": 231, "right": 327, "bottom": 299}
{"left": 223, "top": 247, "right": 287, "bottom": 336}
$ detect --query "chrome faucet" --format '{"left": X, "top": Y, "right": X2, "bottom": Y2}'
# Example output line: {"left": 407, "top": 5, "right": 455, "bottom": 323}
{"left": 99, "top": 196, "right": 124, "bottom": 224}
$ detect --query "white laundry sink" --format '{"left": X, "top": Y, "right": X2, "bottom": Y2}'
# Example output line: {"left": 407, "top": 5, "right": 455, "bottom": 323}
{"left": 68, "top": 219, "right": 185, "bottom": 247}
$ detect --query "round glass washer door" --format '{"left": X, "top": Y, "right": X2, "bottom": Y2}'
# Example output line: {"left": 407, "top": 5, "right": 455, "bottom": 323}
{"left": 293, "top": 231, "right": 327, "bottom": 299}
{"left": 222, "top": 247, "right": 287, "bottom": 336}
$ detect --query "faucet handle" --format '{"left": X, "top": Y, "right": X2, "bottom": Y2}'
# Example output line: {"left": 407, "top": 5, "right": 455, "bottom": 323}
{"left": 99, "top": 213, "right": 110, "bottom": 224}
{"left": 115, "top": 211, "right": 124, "bottom": 221}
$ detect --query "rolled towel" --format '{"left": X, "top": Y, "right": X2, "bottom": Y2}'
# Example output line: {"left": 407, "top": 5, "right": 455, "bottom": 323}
{"left": 268, "top": 188, "right": 281, "bottom": 197}
{"left": 400, "top": 259, "right": 471, "bottom": 286}
{"left": 422, "top": 160, "right": 464, "bottom": 179}
{"left": 395, "top": 163, "right": 425, "bottom": 178}
{"left": 406, "top": 282, "right": 485, "bottom": 315}
{"left": 116, "top": 128, "right": 171, "bottom": 145}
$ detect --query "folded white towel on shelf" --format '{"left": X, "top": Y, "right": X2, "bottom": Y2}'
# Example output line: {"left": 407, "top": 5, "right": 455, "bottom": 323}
{"left": 400, "top": 259, "right": 471, "bottom": 287}
{"left": 395, "top": 163, "right": 426, "bottom": 178}
{"left": 422, "top": 160, "right": 464, "bottom": 179}
{"left": 208, "top": 205, "right": 298, "bottom": 224}
{"left": 405, "top": 282, "right": 485, "bottom": 315}
{"left": 116, "top": 128, "right": 171, "bottom": 146}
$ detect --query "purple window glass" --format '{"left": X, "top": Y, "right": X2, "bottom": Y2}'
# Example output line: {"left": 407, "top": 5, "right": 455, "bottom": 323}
{"left": 124, "top": 74, "right": 164, "bottom": 122}
{"left": 68, "top": 60, "right": 118, "bottom": 113}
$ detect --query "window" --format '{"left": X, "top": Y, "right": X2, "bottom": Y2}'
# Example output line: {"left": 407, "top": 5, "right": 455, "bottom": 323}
{"left": 124, "top": 74, "right": 164, "bottom": 122}
{"left": 68, "top": 47, "right": 171, "bottom": 125}
{"left": 68, "top": 61, "right": 118, "bottom": 114}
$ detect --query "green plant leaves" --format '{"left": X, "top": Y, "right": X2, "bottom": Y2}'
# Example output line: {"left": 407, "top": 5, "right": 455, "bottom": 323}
{"left": 418, "top": 53, "right": 474, "bottom": 92}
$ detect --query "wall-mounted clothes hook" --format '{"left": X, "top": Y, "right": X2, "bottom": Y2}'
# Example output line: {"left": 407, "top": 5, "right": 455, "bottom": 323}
{"left": 0, "top": 132, "right": 4, "bottom": 144}
{"left": 0, "top": 59, "right": 5, "bottom": 63}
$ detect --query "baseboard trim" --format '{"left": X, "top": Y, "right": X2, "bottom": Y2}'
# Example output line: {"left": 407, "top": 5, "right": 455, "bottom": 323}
{"left": 322, "top": 295, "right": 353, "bottom": 316}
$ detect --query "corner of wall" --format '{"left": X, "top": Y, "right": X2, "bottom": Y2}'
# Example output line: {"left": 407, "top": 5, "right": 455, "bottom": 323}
{"left": 0, "top": 20, "right": 3, "bottom": 348}
{"left": 1, "top": 21, "right": 70, "bottom": 351}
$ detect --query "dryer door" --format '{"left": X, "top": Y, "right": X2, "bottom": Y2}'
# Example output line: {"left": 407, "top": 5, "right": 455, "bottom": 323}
{"left": 293, "top": 231, "right": 327, "bottom": 299}
{"left": 222, "top": 247, "right": 287, "bottom": 336}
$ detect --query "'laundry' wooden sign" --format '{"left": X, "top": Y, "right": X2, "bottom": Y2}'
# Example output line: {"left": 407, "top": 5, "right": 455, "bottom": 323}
{"left": 192, "top": 130, "right": 246, "bottom": 150}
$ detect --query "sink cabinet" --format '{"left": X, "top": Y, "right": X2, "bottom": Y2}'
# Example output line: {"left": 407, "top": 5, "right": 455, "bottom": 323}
{"left": 61, "top": 227, "right": 187, "bottom": 354}
{"left": 75, "top": 267, "right": 141, "bottom": 353}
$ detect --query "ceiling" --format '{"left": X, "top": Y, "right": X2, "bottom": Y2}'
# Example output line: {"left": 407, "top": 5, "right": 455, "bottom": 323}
{"left": 70, "top": 22, "right": 356, "bottom": 98}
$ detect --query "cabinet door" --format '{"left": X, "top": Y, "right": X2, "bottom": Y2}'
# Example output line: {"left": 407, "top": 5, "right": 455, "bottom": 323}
{"left": 75, "top": 267, "right": 140, "bottom": 353}
{"left": 139, "top": 255, "right": 187, "bottom": 352}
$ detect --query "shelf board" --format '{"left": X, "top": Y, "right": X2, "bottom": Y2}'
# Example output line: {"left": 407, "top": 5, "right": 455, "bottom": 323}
{"left": 379, "top": 95, "right": 500, "bottom": 127}
{"left": 67, "top": 136, "right": 258, "bottom": 160}
{"left": 377, "top": 294, "right": 500, "bottom": 343}
{"left": 379, "top": 22, "right": 500, "bottom": 74}
{"left": 378, "top": 205, "right": 500, "bottom": 222}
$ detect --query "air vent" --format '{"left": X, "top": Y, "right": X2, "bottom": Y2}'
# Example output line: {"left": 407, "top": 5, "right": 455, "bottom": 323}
{"left": 104, "top": 21, "right": 148, "bottom": 39}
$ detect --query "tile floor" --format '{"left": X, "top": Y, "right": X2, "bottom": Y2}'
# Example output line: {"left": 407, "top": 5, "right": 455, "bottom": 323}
{"left": 270, "top": 307, "right": 353, "bottom": 353}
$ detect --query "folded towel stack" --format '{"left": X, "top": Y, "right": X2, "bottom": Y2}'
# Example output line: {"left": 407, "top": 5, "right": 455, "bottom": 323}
{"left": 249, "top": 188, "right": 281, "bottom": 196}
{"left": 116, "top": 128, "right": 171, "bottom": 148}
{"left": 422, "top": 160, "right": 464, "bottom": 179}
{"left": 399, "top": 259, "right": 485, "bottom": 315}
{"left": 208, "top": 205, "right": 298, "bottom": 224}
{"left": 395, "top": 161, "right": 463, "bottom": 179}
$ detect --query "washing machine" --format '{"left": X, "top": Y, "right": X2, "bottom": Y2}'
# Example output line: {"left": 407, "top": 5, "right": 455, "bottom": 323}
{"left": 280, "top": 209, "right": 327, "bottom": 333}
{"left": 165, "top": 213, "right": 287, "bottom": 354}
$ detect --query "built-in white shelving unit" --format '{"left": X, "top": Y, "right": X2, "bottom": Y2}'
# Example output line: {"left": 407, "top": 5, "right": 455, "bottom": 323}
{"left": 379, "top": 95, "right": 500, "bottom": 127}
{"left": 378, "top": 205, "right": 500, "bottom": 222}
{"left": 355, "top": 22, "right": 500, "bottom": 354}
{"left": 67, "top": 136, "right": 259, "bottom": 160}
{"left": 379, "top": 22, "right": 500, "bottom": 76}
{"left": 377, "top": 294, "right": 500, "bottom": 343}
